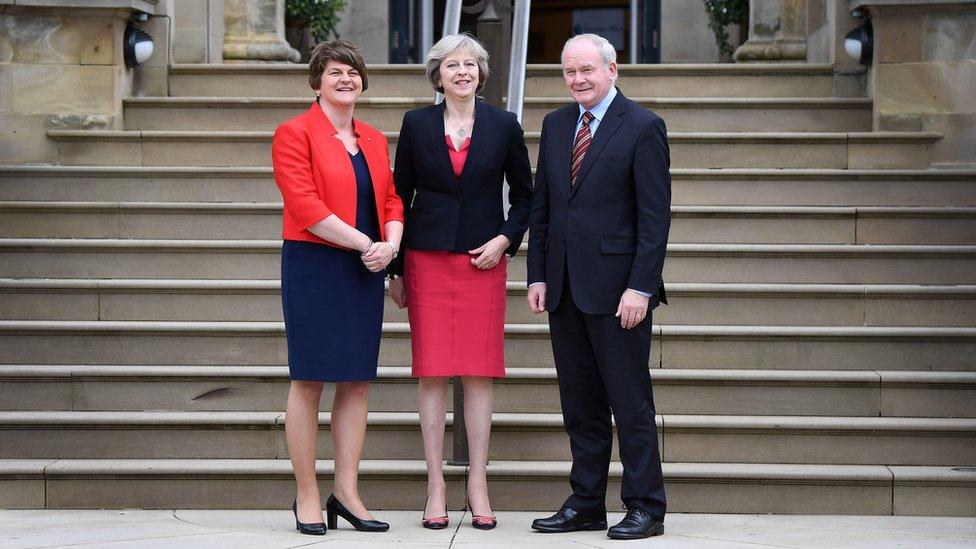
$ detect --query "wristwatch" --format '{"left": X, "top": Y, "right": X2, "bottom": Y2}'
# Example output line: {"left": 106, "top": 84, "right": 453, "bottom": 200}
{"left": 386, "top": 241, "right": 398, "bottom": 259}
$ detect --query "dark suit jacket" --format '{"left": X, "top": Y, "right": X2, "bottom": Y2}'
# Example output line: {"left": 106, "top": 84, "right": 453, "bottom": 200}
{"left": 527, "top": 89, "right": 671, "bottom": 314}
{"left": 389, "top": 100, "right": 533, "bottom": 275}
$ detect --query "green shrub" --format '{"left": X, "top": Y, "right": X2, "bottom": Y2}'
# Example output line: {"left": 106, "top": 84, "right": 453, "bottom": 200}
{"left": 703, "top": 0, "right": 749, "bottom": 57}
{"left": 285, "top": 0, "right": 347, "bottom": 42}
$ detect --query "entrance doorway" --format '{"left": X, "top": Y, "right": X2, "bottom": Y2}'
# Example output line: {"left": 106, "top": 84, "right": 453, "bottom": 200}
{"left": 527, "top": 0, "right": 660, "bottom": 63}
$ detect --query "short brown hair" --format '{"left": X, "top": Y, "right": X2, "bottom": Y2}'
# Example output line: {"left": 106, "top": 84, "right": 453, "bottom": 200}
{"left": 308, "top": 39, "right": 369, "bottom": 93}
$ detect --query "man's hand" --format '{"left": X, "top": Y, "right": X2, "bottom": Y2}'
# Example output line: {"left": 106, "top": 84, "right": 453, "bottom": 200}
{"left": 615, "top": 289, "right": 649, "bottom": 329}
{"left": 527, "top": 283, "right": 547, "bottom": 314}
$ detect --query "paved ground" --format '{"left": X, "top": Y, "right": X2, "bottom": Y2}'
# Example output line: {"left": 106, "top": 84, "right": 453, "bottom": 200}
{"left": 2, "top": 510, "right": 975, "bottom": 548}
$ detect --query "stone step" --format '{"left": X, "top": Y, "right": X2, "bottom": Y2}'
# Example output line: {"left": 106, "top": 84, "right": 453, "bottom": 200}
{"left": 46, "top": 130, "right": 943, "bottom": 170}
{"left": 4, "top": 458, "right": 973, "bottom": 515}
{"left": 168, "top": 63, "right": 842, "bottom": 99}
{"left": 123, "top": 96, "right": 872, "bottom": 133}
{"left": 672, "top": 169, "right": 976, "bottom": 207}
{"left": 2, "top": 411, "right": 972, "bottom": 466}
{"left": 3, "top": 239, "right": 975, "bottom": 284}
{"left": 4, "top": 201, "right": 976, "bottom": 246}
{"left": 0, "top": 321, "right": 973, "bottom": 370}
{"left": 3, "top": 201, "right": 975, "bottom": 245}
{"left": 2, "top": 167, "right": 973, "bottom": 207}
{"left": 4, "top": 365, "right": 972, "bottom": 418}
{"left": 4, "top": 279, "right": 975, "bottom": 328}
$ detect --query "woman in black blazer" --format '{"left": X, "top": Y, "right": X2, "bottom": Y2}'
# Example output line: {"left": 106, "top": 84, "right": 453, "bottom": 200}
{"left": 387, "top": 33, "right": 532, "bottom": 530}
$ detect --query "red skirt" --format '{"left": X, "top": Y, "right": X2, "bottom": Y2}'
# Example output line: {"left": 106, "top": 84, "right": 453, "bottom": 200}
{"left": 405, "top": 250, "right": 507, "bottom": 378}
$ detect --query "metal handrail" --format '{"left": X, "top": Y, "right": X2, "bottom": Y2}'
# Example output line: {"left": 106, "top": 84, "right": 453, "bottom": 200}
{"left": 505, "top": 0, "right": 531, "bottom": 122}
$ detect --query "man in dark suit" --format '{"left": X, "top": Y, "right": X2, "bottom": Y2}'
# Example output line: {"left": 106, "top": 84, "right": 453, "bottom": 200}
{"left": 526, "top": 33, "right": 671, "bottom": 540}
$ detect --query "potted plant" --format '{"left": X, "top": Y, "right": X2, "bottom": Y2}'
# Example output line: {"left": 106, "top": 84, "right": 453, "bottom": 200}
{"left": 285, "top": 0, "right": 347, "bottom": 62}
{"left": 703, "top": 0, "right": 749, "bottom": 61}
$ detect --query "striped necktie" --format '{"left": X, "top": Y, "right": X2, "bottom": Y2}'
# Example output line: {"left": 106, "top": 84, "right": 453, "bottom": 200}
{"left": 571, "top": 111, "right": 595, "bottom": 186}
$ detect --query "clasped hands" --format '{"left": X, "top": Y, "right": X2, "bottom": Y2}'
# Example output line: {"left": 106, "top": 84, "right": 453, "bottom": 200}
{"left": 527, "top": 285, "right": 649, "bottom": 330}
{"left": 361, "top": 241, "right": 395, "bottom": 272}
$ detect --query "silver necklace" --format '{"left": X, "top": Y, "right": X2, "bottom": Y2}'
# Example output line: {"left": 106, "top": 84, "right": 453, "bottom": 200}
{"left": 447, "top": 112, "right": 473, "bottom": 138}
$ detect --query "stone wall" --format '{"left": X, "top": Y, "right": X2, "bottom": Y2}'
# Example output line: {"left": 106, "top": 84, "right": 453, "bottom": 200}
{"left": 335, "top": 0, "right": 389, "bottom": 64}
{"left": 173, "top": 0, "right": 223, "bottom": 63}
{"left": 0, "top": 1, "right": 167, "bottom": 164}
{"left": 855, "top": 0, "right": 976, "bottom": 168}
{"left": 808, "top": 0, "right": 865, "bottom": 95}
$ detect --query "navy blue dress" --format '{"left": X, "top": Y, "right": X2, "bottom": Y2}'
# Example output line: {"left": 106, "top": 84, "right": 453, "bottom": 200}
{"left": 280, "top": 150, "right": 384, "bottom": 382}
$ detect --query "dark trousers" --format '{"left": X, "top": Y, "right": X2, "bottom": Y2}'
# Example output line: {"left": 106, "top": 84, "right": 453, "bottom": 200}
{"left": 548, "top": 271, "right": 667, "bottom": 520}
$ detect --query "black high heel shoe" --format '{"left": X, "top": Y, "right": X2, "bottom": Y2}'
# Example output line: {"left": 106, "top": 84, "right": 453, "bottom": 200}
{"left": 325, "top": 493, "right": 390, "bottom": 532}
{"left": 292, "top": 498, "right": 326, "bottom": 535}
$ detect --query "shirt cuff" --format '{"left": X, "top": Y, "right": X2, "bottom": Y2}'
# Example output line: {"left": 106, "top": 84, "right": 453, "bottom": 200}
{"left": 528, "top": 282, "right": 546, "bottom": 287}
{"left": 627, "top": 288, "right": 652, "bottom": 298}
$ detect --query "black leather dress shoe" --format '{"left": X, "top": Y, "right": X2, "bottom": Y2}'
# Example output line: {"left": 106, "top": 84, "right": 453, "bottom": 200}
{"left": 325, "top": 493, "right": 389, "bottom": 532}
{"left": 531, "top": 507, "right": 608, "bottom": 533}
{"left": 607, "top": 506, "right": 664, "bottom": 540}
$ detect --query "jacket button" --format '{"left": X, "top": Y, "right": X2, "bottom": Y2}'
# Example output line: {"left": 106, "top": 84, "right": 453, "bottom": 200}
{"left": 560, "top": 237, "right": 566, "bottom": 243}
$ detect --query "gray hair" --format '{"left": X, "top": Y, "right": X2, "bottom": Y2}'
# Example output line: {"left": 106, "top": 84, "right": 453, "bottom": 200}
{"left": 561, "top": 33, "right": 617, "bottom": 68}
{"left": 425, "top": 33, "right": 490, "bottom": 94}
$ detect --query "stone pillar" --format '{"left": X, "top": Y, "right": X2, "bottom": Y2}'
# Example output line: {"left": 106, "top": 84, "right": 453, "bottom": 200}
{"left": 734, "top": 0, "right": 808, "bottom": 62}
{"left": 853, "top": 0, "right": 976, "bottom": 168}
{"left": 223, "top": 0, "right": 299, "bottom": 63}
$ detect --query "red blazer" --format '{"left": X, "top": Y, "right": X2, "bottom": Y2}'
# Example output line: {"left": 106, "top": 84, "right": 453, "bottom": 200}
{"left": 272, "top": 103, "right": 404, "bottom": 247}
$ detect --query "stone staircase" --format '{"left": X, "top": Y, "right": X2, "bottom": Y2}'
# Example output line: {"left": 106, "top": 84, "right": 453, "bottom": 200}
{"left": 1, "top": 62, "right": 975, "bottom": 516}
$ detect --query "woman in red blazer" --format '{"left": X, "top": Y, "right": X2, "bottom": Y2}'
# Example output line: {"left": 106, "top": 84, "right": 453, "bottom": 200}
{"left": 272, "top": 40, "right": 403, "bottom": 536}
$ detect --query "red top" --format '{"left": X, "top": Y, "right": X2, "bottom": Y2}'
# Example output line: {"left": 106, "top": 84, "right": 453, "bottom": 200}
{"left": 271, "top": 103, "right": 404, "bottom": 247}
{"left": 445, "top": 134, "right": 471, "bottom": 177}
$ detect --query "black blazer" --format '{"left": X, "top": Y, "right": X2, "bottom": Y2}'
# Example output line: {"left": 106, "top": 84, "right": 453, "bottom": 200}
{"left": 389, "top": 100, "right": 533, "bottom": 276}
{"left": 527, "top": 89, "right": 671, "bottom": 314}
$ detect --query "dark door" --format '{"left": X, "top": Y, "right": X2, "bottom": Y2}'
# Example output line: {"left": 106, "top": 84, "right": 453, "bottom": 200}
{"left": 528, "top": 0, "right": 632, "bottom": 63}
{"left": 641, "top": 0, "right": 661, "bottom": 63}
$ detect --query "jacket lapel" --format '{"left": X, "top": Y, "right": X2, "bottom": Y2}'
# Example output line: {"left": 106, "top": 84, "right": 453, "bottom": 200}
{"left": 433, "top": 102, "right": 459, "bottom": 187}
{"left": 456, "top": 100, "right": 485, "bottom": 183}
{"left": 571, "top": 90, "right": 626, "bottom": 199}
{"left": 308, "top": 102, "right": 358, "bottom": 200}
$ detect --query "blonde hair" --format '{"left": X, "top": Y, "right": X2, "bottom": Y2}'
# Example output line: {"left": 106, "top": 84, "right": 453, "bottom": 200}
{"left": 425, "top": 33, "right": 490, "bottom": 93}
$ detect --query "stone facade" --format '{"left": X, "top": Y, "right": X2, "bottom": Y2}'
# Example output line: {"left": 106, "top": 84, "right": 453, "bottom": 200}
{"left": 853, "top": 0, "right": 976, "bottom": 167}
{"left": 334, "top": 0, "right": 389, "bottom": 64}
{"left": 173, "top": 0, "right": 223, "bottom": 63}
{"left": 808, "top": 0, "right": 866, "bottom": 95}
{"left": 2, "top": 4, "right": 128, "bottom": 162}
